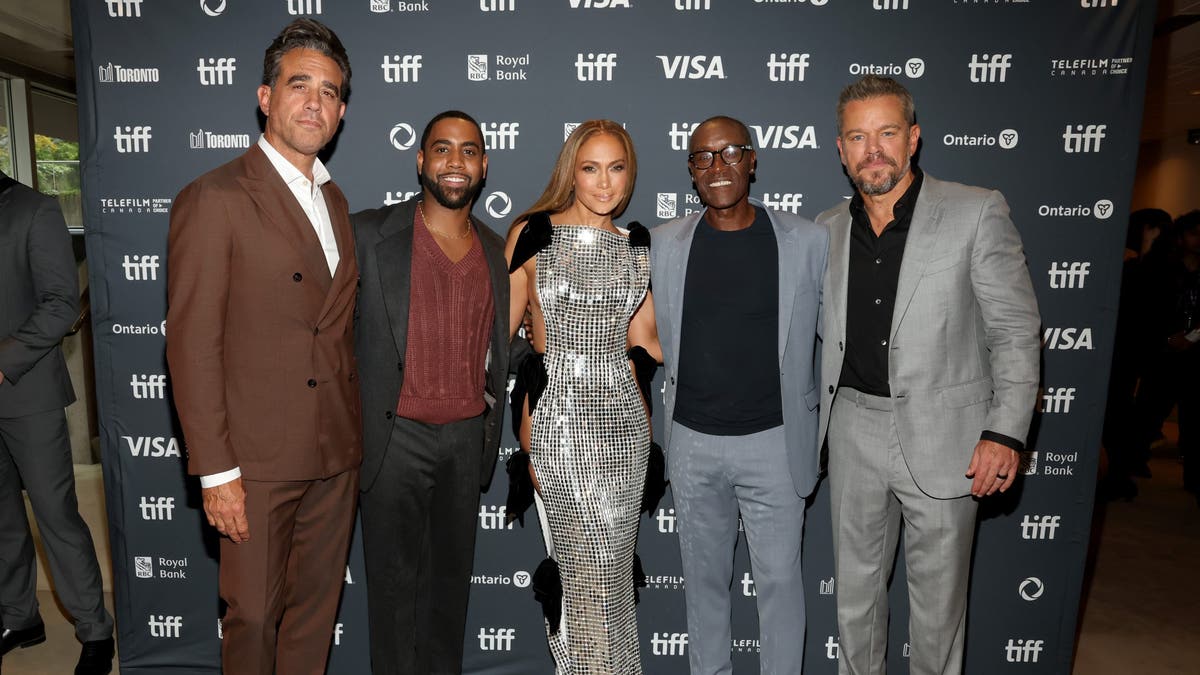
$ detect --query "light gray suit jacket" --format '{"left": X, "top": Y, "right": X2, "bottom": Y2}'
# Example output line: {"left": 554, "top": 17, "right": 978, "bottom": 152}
{"left": 816, "top": 174, "right": 1041, "bottom": 499}
{"left": 651, "top": 199, "right": 829, "bottom": 498}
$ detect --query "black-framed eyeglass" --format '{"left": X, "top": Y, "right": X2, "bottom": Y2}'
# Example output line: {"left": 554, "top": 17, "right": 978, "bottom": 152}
{"left": 687, "top": 144, "right": 754, "bottom": 170}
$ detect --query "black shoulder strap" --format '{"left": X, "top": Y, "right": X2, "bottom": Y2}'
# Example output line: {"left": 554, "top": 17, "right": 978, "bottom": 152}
{"left": 627, "top": 221, "right": 650, "bottom": 249}
{"left": 508, "top": 212, "right": 553, "bottom": 273}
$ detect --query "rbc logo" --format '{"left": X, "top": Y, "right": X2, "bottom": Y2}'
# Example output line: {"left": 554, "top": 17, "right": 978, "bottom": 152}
{"left": 657, "top": 193, "right": 678, "bottom": 219}
{"left": 134, "top": 556, "right": 153, "bottom": 578}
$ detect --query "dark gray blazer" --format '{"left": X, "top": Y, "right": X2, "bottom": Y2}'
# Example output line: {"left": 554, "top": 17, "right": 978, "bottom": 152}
{"left": 0, "top": 174, "right": 78, "bottom": 418}
{"left": 651, "top": 199, "right": 829, "bottom": 498}
{"left": 352, "top": 199, "right": 510, "bottom": 492}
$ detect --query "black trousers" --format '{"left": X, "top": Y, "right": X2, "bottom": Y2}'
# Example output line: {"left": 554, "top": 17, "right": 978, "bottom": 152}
{"left": 360, "top": 414, "right": 486, "bottom": 675}
{"left": 1130, "top": 358, "right": 1200, "bottom": 493}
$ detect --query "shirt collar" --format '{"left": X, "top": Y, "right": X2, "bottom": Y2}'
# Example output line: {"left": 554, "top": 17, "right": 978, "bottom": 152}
{"left": 257, "top": 134, "right": 331, "bottom": 188}
{"left": 849, "top": 165, "right": 924, "bottom": 230}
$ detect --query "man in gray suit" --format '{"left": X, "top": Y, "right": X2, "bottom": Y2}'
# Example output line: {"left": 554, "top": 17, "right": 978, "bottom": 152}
{"left": 816, "top": 76, "right": 1040, "bottom": 675}
{"left": 652, "top": 116, "right": 827, "bottom": 674}
{"left": 0, "top": 171, "right": 114, "bottom": 674}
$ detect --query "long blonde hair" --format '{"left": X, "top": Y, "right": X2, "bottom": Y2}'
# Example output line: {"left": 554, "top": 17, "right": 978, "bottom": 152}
{"left": 512, "top": 120, "right": 638, "bottom": 227}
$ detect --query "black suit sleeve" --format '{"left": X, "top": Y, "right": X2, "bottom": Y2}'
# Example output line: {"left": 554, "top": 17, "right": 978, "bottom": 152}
{"left": 0, "top": 196, "right": 79, "bottom": 384}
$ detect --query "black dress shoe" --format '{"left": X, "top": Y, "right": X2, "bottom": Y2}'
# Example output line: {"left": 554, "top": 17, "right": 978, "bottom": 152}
{"left": 1, "top": 619, "right": 46, "bottom": 655}
{"left": 75, "top": 637, "right": 114, "bottom": 675}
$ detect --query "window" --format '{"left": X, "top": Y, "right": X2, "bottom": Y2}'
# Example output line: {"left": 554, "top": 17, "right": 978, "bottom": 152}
{"left": 32, "top": 89, "right": 81, "bottom": 228}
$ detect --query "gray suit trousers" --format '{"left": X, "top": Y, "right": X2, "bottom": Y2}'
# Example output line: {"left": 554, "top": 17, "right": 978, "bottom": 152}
{"left": 669, "top": 422, "right": 805, "bottom": 675}
{"left": 828, "top": 389, "right": 977, "bottom": 675}
{"left": 0, "top": 408, "right": 113, "bottom": 641}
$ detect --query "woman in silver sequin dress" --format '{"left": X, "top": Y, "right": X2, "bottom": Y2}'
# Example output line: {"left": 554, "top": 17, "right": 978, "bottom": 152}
{"left": 505, "top": 120, "right": 660, "bottom": 674}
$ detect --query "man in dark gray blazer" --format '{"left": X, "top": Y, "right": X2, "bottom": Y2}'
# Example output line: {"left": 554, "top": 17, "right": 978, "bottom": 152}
{"left": 353, "top": 111, "right": 509, "bottom": 675}
{"left": 651, "top": 116, "right": 827, "bottom": 674}
{"left": 817, "top": 76, "right": 1040, "bottom": 675}
{"left": 0, "top": 172, "right": 114, "bottom": 674}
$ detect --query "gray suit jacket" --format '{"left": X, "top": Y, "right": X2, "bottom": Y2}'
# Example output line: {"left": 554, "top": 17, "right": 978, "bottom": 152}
{"left": 816, "top": 174, "right": 1041, "bottom": 498}
{"left": 0, "top": 174, "right": 78, "bottom": 418}
{"left": 353, "top": 199, "right": 510, "bottom": 493}
{"left": 651, "top": 199, "right": 829, "bottom": 498}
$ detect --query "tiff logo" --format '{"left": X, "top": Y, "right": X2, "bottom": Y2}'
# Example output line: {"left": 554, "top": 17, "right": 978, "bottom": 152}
{"left": 480, "top": 0, "right": 515, "bottom": 8}
{"left": 131, "top": 374, "right": 167, "bottom": 400}
{"left": 139, "top": 496, "right": 176, "bottom": 521}
{"left": 825, "top": 636, "right": 840, "bottom": 660}
{"left": 333, "top": 623, "right": 344, "bottom": 646}
{"left": 655, "top": 508, "right": 677, "bottom": 533}
{"left": 873, "top": 0, "right": 908, "bottom": 8}
{"left": 740, "top": 572, "right": 756, "bottom": 597}
{"left": 114, "top": 126, "right": 152, "bottom": 153}
{"left": 1041, "top": 387, "right": 1076, "bottom": 413}
{"left": 197, "top": 57, "right": 237, "bottom": 85}
{"left": 148, "top": 615, "right": 182, "bottom": 638}
{"left": 969, "top": 53, "right": 1012, "bottom": 83}
{"left": 676, "top": 0, "right": 710, "bottom": 8}
{"left": 123, "top": 254, "right": 160, "bottom": 280}
{"left": 1081, "top": 0, "right": 1117, "bottom": 6}
{"left": 669, "top": 122, "right": 700, "bottom": 150}
{"left": 1005, "top": 638, "right": 1046, "bottom": 662}
{"left": 651, "top": 632, "right": 689, "bottom": 656}
{"left": 768, "top": 53, "right": 810, "bottom": 82}
{"left": 385, "top": 190, "right": 420, "bottom": 206}
{"left": 106, "top": 0, "right": 142, "bottom": 17}
{"left": 1047, "top": 261, "right": 1090, "bottom": 289}
{"left": 576, "top": 53, "right": 617, "bottom": 81}
{"left": 481, "top": 122, "right": 520, "bottom": 150}
{"left": 1020, "top": 514, "right": 1061, "bottom": 540}
{"left": 479, "top": 504, "right": 515, "bottom": 530}
{"left": 381, "top": 55, "right": 423, "bottom": 83}
{"left": 1062, "top": 124, "right": 1107, "bottom": 153}
{"left": 287, "top": 0, "right": 322, "bottom": 14}
{"left": 762, "top": 193, "right": 804, "bottom": 213}
{"left": 477, "top": 627, "right": 516, "bottom": 651}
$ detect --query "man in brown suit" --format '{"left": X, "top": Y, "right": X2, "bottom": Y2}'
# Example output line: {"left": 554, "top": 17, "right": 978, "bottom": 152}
{"left": 165, "top": 19, "right": 359, "bottom": 675}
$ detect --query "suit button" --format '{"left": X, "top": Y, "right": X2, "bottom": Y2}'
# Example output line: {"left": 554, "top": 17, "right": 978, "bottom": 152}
{"left": 385, "top": 411, "right": 394, "bottom": 420}
{"left": 828, "top": 385, "right": 834, "bottom": 394}
{"left": 397, "top": 361, "right": 404, "bottom": 371}
{"left": 670, "top": 376, "right": 676, "bottom": 385}
{"left": 839, "top": 341, "right": 844, "bottom": 351}
{"left": 307, "top": 378, "right": 317, "bottom": 388}
{"left": 293, "top": 272, "right": 303, "bottom": 282}
{"left": 349, "top": 372, "right": 355, "bottom": 381}
{"left": 313, "top": 327, "right": 319, "bottom": 336}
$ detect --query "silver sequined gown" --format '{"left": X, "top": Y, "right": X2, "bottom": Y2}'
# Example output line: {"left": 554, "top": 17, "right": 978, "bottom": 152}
{"left": 532, "top": 225, "right": 651, "bottom": 674}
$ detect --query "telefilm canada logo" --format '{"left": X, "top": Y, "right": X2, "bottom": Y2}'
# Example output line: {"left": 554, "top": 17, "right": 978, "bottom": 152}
{"left": 643, "top": 574, "right": 685, "bottom": 591}
{"left": 732, "top": 637, "right": 761, "bottom": 654}
{"left": 99, "top": 196, "right": 171, "bottom": 215}
{"left": 97, "top": 63, "right": 159, "bottom": 84}
{"left": 1050, "top": 56, "right": 1133, "bottom": 77}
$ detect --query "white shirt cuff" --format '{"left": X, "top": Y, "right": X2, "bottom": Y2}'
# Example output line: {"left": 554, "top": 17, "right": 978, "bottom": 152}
{"left": 200, "top": 467, "right": 241, "bottom": 488}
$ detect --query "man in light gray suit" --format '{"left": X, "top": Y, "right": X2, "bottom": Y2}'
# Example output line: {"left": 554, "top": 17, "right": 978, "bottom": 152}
{"left": 816, "top": 76, "right": 1040, "bottom": 675}
{"left": 652, "top": 116, "right": 827, "bottom": 675}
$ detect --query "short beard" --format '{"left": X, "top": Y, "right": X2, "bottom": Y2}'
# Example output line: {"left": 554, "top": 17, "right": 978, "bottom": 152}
{"left": 853, "top": 156, "right": 910, "bottom": 196}
{"left": 420, "top": 171, "right": 481, "bottom": 210}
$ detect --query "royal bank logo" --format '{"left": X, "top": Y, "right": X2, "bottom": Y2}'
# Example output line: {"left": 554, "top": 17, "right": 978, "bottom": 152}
{"left": 485, "top": 191, "right": 512, "bottom": 219}
{"left": 148, "top": 615, "right": 183, "bottom": 638}
{"left": 123, "top": 435, "right": 182, "bottom": 458}
{"left": 98, "top": 63, "right": 160, "bottom": 84}
{"left": 943, "top": 128, "right": 1019, "bottom": 149}
{"left": 1063, "top": 124, "right": 1107, "bottom": 153}
{"left": 480, "top": 0, "right": 516, "bottom": 9}
{"left": 197, "top": 57, "right": 237, "bottom": 85}
{"left": 655, "top": 507, "right": 677, "bottom": 533}
{"left": 375, "top": 0, "right": 431, "bottom": 10}
{"left": 478, "top": 504, "right": 515, "bottom": 530}
{"left": 384, "top": 190, "right": 420, "bottom": 206}
{"left": 569, "top": 0, "right": 631, "bottom": 7}
{"left": 651, "top": 633, "right": 689, "bottom": 656}
{"left": 1038, "top": 200, "right": 1112, "bottom": 219}
{"left": 189, "top": 129, "right": 251, "bottom": 150}
{"left": 1020, "top": 514, "right": 1061, "bottom": 540}
{"left": 481, "top": 122, "right": 520, "bottom": 150}
{"left": 100, "top": 196, "right": 171, "bottom": 215}
{"left": 389, "top": 122, "right": 416, "bottom": 150}
{"left": 563, "top": 122, "right": 581, "bottom": 140}
{"left": 201, "top": 0, "right": 227, "bottom": 16}
{"left": 371, "top": 0, "right": 391, "bottom": 10}
{"left": 131, "top": 374, "right": 167, "bottom": 400}
{"left": 478, "top": 628, "right": 516, "bottom": 651}
{"left": 1024, "top": 450, "right": 1039, "bottom": 475}
{"left": 381, "top": 55, "right": 423, "bottom": 83}
{"left": 135, "top": 556, "right": 153, "bottom": 578}
{"left": 287, "top": 0, "right": 322, "bottom": 14}
{"left": 576, "top": 53, "right": 617, "bottom": 81}
{"left": 114, "top": 125, "right": 152, "bottom": 153}
{"left": 467, "top": 55, "right": 489, "bottom": 81}
{"left": 762, "top": 193, "right": 804, "bottom": 213}
{"left": 849, "top": 58, "right": 924, "bottom": 79}
{"left": 1037, "top": 451, "right": 1078, "bottom": 477}
{"left": 136, "top": 557, "right": 188, "bottom": 579}
{"left": 819, "top": 577, "right": 835, "bottom": 595}
{"left": 751, "top": 124, "right": 818, "bottom": 149}
{"left": 968, "top": 53, "right": 1012, "bottom": 82}
{"left": 675, "top": 0, "right": 710, "bottom": 8}
{"left": 1050, "top": 56, "right": 1132, "bottom": 77}
{"left": 669, "top": 122, "right": 700, "bottom": 150}
{"left": 658, "top": 55, "right": 726, "bottom": 80}
{"left": 657, "top": 193, "right": 677, "bottom": 219}
{"left": 1019, "top": 577, "right": 1045, "bottom": 601}
{"left": 768, "top": 53, "right": 809, "bottom": 82}
{"left": 122, "top": 254, "right": 160, "bottom": 281}
{"left": 873, "top": 0, "right": 909, "bottom": 8}
{"left": 1005, "top": 638, "right": 1045, "bottom": 662}
{"left": 1047, "top": 261, "right": 1090, "bottom": 289}
{"left": 1040, "top": 387, "right": 1076, "bottom": 413}
{"left": 106, "top": 0, "right": 143, "bottom": 17}
{"left": 139, "top": 496, "right": 176, "bottom": 521}
{"left": 1043, "top": 327, "right": 1093, "bottom": 350}
{"left": 740, "top": 572, "right": 757, "bottom": 597}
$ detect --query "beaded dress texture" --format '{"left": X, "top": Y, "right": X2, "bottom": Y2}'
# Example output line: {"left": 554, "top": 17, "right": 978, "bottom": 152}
{"left": 525, "top": 219, "right": 651, "bottom": 674}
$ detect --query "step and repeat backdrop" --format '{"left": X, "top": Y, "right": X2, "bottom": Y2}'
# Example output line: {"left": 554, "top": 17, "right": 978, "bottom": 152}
{"left": 71, "top": 0, "right": 1152, "bottom": 673}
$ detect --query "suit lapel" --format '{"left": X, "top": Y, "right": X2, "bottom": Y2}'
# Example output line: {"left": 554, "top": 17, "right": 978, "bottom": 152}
{"left": 667, "top": 212, "right": 703, "bottom": 371}
{"left": 827, "top": 205, "right": 852, "bottom": 342}
{"left": 315, "top": 183, "right": 356, "bottom": 326}
{"left": 769, "top": 208, "right": 799, "bottom": 366}
{"left": 890, "top": 177, "right": 945, "bottom": 340}
{"left": 477, "top": 217, "right": 509, "bottom": 392}
{"left": 376, "top": 207, "right": 415, "bottom": 364}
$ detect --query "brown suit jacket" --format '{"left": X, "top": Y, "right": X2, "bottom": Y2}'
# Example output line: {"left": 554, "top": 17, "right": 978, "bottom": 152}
{"left": 166, "top": 144, "right": 361, "bottom": 481}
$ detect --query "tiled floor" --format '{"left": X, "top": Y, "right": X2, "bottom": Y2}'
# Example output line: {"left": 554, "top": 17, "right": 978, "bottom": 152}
{"left": 5, "top": 444, "right": 1197, "bottom": 674}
